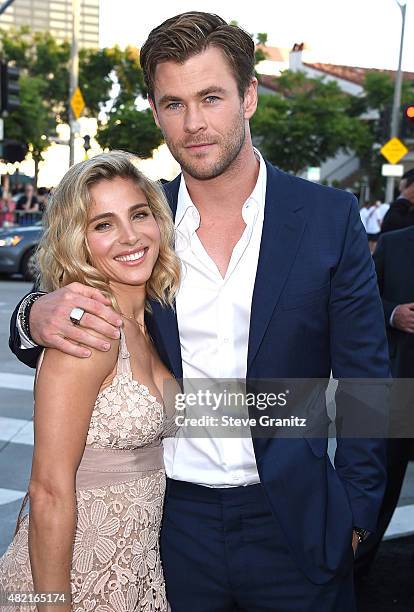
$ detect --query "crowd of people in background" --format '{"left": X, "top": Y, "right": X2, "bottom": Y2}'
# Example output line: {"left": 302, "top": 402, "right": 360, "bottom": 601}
{"left": 0, "top": 181, "right": 50, "bottom": 228}
{"left": 2, "top": 170, "right": 414, "bottom": 238}
{"left": 360, "top": 168, "right": 414, "bottom": 252}
{"left": 1, "top": 168, "right": 414, "bottom": 233}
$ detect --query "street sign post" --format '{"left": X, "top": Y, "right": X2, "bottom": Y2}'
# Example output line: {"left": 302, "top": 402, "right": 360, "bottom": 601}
{"left": 381, "top": 163, "right": 404, "bottom": 177}
{"left": 380, "top": 137, "right": 408, "bottom": 165}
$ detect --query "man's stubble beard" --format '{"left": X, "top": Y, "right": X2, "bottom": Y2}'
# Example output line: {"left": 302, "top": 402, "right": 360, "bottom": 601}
{"left": 164, "top": 108, "right": 246, "bottom": 181}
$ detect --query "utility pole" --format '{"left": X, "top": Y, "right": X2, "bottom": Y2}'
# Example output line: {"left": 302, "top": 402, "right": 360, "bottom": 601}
{"left": 385, "top": 1, "right": 407, "bottom": 203}
{"left": 69, "top": 0, "right": 80, "bottom": 167}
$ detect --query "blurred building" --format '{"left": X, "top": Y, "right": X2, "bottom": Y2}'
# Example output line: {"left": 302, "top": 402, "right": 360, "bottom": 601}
{"left": 0, "top": 0, "right": 99, "bottom": 48}
{"left": 255, "top": 44, "right": 290, "bottom": 77}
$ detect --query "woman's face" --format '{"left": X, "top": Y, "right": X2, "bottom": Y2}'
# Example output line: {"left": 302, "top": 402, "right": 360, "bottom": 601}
{"left": 86, "top": 176, "right": 161, "bottom": 290}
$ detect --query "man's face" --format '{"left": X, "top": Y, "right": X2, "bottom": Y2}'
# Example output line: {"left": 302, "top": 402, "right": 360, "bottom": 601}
{"left": 402, "top": 181, "right": 414, "bottom": 204}
{"left": 150, "top": 46, "right": 257, "bottom": 180}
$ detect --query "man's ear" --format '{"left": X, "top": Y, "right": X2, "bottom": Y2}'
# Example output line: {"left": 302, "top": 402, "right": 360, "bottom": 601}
{"left": 149, "top": 97, "right": 160, "bottom": 128}
{"left": 243, "top": 77, "right": 258, "bottom": 121}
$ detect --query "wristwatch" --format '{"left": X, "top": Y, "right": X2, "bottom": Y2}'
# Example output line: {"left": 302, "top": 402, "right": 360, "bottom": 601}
{"left": 353, "top": 527, "right": 370, "bottom": 544}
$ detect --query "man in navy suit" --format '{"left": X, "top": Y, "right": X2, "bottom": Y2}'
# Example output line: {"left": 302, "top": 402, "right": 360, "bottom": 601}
{"left": 9, "top": 12, "right": 389, "bottom": 611}
{"left": 355, "top": 225, "right": 414, "bottom": 578}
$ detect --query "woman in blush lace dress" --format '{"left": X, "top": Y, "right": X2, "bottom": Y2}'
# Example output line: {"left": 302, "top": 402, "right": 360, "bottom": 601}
{"left": 0, "top": 152, "right": 180, "bottom": 612}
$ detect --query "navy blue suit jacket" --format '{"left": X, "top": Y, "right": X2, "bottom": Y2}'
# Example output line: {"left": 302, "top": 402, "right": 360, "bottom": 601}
{"left": 9, "top": 161, "right": 390, "bottom": 584}
{"left": 146, "top": 162, "right": 390, "bottom": 583}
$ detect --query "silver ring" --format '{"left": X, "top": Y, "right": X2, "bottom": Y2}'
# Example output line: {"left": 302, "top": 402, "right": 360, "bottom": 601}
{"left": 69, "top": 307, "right": 85, "bottom": 326}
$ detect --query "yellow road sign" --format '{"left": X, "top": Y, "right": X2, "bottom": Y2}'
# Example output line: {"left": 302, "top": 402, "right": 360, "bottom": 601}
{"left": 70, "top": 87, "right": 85, "bottom": 119}
{"left": 380, "top": 137, "right": 408, "bottom": 165}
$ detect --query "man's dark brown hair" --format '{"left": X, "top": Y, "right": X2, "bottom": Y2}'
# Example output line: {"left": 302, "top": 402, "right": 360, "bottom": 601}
{"left": 140, "top": 12, "right": 255, "bottom": 101}
{"left": 402, "top": 168, "right": 414, "bottom": 189}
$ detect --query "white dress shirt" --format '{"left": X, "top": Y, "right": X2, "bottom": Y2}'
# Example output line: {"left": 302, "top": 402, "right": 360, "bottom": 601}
{"left": 163, "top": 152, "right": 267, "bottom": 487}
{"left": 359, "top": 203, "right": 389, "bottom": 234}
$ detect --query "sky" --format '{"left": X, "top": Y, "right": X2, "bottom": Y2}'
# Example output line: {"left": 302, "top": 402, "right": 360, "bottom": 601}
{"left": 100, "top": 0, "right": 414, "bottom": 72}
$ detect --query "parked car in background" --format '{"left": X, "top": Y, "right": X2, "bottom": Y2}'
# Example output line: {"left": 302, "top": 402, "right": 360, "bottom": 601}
{"left": 0, "top": 221, "right": 42, "bottom": 281}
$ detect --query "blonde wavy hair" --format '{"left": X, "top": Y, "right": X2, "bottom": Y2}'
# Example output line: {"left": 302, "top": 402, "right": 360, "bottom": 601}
{"left": 37, "top": 151, "right": 180, "bottom": 308}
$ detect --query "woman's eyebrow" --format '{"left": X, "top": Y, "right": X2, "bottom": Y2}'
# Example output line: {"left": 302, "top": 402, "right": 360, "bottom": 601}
{"left": 88, "top": 203, "right": 148, "bottom": 224}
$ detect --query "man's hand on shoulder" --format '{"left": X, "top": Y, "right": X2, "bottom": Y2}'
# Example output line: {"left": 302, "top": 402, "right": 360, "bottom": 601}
{"left": 30, "top": 282, "right": 123, "bottom": 358}
{"left": 392, "top": 303, "right": 414, "bottom": 333}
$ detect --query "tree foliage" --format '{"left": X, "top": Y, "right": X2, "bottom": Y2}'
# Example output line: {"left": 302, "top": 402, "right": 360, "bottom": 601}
{"left": 353, "top": 72, "right": 414, "bottom": 197}
{"left": 6, "top": 74, "right": 54, "bottom": 182}
{"left": 0, "top": 27, "right": 70, "bottom": 122}
{"left": 3, "top": 26, "right": 412, "bottom": 196}
{"left": 359, "top": 71, "right": 413, "bottom": 147}
{"left": 111, "top": 45, "right": 146, "bottom": 104}
{"left": 251, "top": 67, "right": 414, "bottom": 194}
{"left": 251, "top": 71, "right": 370, "bottom": 174}
{"left": 93, "top": 43, "right": 163, "bottom": 155}
{"left": 78, "top": 46, "right": 116, "bottom": 119}
{"left": 0, "top": 28, "right": 163, "bottom": 181}
{"left": 96, "top": 106, "right": 163, "bottom": 158}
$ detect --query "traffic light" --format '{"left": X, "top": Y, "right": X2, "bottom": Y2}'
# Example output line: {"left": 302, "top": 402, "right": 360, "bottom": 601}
{"left": 1, "top": 140, "right": 28, "bottom": 163}
{"left": 401, "top": 104, "right": 414, "bottom": 139}
{"left": 379, "top": 105, "right": 391, "bottom": 141}
{"left": 405, "top": 104, "right": 414, "bottom": 123}
{"left": 0, "top": 62, "right": 20, "bottom": 114}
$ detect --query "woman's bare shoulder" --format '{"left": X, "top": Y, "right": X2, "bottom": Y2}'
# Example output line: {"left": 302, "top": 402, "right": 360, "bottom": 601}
{"left": 38, "top": 334, "right": 120, "bottom": 386}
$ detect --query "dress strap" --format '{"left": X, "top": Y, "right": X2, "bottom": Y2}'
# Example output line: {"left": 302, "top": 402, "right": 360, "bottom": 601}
{"left": 116, "top": 326, "right": 132, "bottom": 376}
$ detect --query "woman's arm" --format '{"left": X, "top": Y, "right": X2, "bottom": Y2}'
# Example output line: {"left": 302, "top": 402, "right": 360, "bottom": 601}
{"left": 28, "top": 339, "right": 118, "bottom": 611}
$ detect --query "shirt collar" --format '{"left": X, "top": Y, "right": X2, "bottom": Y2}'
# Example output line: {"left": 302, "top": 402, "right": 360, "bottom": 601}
{"left": 175, "top": 177, "right": 199, "bottom": 230}
{"left": 175, "top": 148, "right": 267, "bottom": 230}
{"left": 241, "top": 149, "right": 266, "bottom": 224}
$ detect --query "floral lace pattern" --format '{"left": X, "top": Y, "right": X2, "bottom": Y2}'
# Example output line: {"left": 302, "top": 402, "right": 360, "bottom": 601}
{"left": 86, "top": 374, "right": 165, "bottom": 449}
{"left": 0, "top": 473, "right": 167, "bottom": 612}
{"left": 0, "top": 329, "right": 174, "bottom": 611}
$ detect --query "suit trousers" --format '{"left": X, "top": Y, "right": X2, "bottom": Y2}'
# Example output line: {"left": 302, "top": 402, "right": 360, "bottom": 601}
{"left": 160, "top": 479, "right": 356, "bottom": 612}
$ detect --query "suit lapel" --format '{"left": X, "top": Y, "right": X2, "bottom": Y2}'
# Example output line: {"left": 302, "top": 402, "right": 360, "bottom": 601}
{"left": 247, "top": 163, "right": 308, "bottom": 370}
{"left": 146, "top": 174, "right": 183, "bottom": 379}
{"left": 146, "top": 301, "right": 183, "bottom": 379}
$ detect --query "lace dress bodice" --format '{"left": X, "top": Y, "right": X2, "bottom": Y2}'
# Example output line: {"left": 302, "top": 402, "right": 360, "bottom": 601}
{"left": 86, "top": 328, "right": 173, "bottom": 449}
